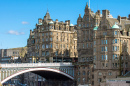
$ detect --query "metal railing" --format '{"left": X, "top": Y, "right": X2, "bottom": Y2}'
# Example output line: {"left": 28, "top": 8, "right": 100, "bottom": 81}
{"left": 1, "top": 63, "right": 73, "bottom": 68}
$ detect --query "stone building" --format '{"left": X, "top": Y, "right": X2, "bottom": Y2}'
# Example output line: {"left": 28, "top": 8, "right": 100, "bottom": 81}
{"left": 0, "top": 47, "right": 27, "bottom": 63}
{"left": 75, "top": 3, "right": 130, "bottom": 86}
{"left": 27, "top": 11, "right": 78, "bottom": 63}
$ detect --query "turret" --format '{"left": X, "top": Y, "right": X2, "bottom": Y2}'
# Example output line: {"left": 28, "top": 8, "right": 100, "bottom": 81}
{"left": 78, "top": 14, "right": 82, "bottom": 20}
{"left": 43, "top": 10, "right": 51, "bottom": 22}
{"left": 70, "top": 23, "right": 74, "bottom": 31}
{"left": 85, "top": 2, "right": 91, "bottom": 14}
{"left": 30, "top": 30, "right": 32, "bottom": 36}
{"left": 55, "top": 19, "right": 58, "bottom": 24}
{"left": 38, "top": 18, "right": 42, "bottom": 24}
{"left": 65, "top": 20, "right": 70, "bottom": 25}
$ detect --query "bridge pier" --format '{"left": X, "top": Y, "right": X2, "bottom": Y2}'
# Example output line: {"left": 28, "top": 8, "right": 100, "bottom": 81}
{"left": 0, "top": 64, "right": 2, "bottom": 86}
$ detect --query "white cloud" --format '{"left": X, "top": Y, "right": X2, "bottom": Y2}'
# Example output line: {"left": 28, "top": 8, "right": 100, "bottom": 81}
{"left": 7, "top": 30, "right": 25, "bottom": 35}
{"left": 22, "top": 21, "right": 29, "bottom": 24}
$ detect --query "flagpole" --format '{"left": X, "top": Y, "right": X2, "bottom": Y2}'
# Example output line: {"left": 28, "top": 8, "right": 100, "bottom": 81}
{"left": 89, "top": 0, "right": 90, "bottom": 8}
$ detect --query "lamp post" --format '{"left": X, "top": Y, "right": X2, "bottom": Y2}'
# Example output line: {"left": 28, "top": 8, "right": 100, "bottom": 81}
{"left": 62, "top": 54, "right": 64, "bottom": 62}
{"left": 56, "top": 51, "right": 57, "bottom": 63}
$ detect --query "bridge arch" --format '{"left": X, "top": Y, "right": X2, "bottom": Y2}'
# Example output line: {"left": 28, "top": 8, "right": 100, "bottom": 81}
{"left": 1, "top": 67, "right": 74, "bottom": 84}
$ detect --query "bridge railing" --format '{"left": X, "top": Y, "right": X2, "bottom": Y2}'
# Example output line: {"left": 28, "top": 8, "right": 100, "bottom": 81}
{"left": 0, "top": 63, "right": 74, "bottom": 68}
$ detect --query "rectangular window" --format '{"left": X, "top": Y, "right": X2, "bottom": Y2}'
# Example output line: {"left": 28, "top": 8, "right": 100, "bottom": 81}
{"left": 94, "top": 56, "right": 96, "bottom": 60}
{"left": 91, "top": 24, "right": 93, "bottom": 27}
{"left": 91, "top": 43, "right": 92, "bottom": 48}
{"left": 115, "top": 31, "right": 117, "bottom": 35}
{"left": 94, "top": 48, "right": 96, "bottom": 52}
{"left": 106, "top": 55, "right": 108, "bottom": 60}
{"left": 87, "top": 43, "right": 88, "bottom": 48}
{"left": 46, "top": 44, "right": 49, "bottom": 48}
{"left": 106, "top": 40, "right": 107, "bottom": 44}
{"left": 56, "top": 44, "right": 58, "bottom": 48}
{"left": 42, "top": 51, "right": 45, "bottom": 56}
{"left": 98, "top": 78, "right": 102, "bottom": 83}
{"left": 50, "top": 43, "right": 52, "bottom": 48}
{"left": 87, "top": 24, "right": 89, "bottom": 27}
{"left": 101, "top": 40, "right": 103, "bottom": 44}
{"left": 115, "top": 39, "right": 117, "bottom": 43}
{"left": 46, "top": 38, "right": 48, "bottom": 41}
{"left": 104, "top": 55, "right": 105, "bottom": 60}
{"left": 105, "top": 47, "right": 107, "bottom": 51}
{"left": 42, "top": 44, "right": 45, "bottom": 49}
{"left": 57, "top": 37, "right": 58, "bottom": 41}
{"left": 112, "top": 46, "right": 114, "bottom": 51}
{"left": 115, "top": 54, "right": 117, "bottom": 59}
{"left": 60, "top": 44, "right": 62, "bottom": 48}
{"left": 46, "top": 51, "right": 49, "bottom": 56}
{"left": 94, "top": 41, "right": 96, "bottom": 45}
{"left": 115, "top": 46, "right": 117, "bottom": 51}
{"left": 42, "top": 33, "right": 44, "bottom": 36}
{"left": 50, "top": 38, "right": 52, "bottom": 41}
{"left": 102, "top": 55, "right": 104, "bottom": 60}
{"left": 101, "top": 47, "right": 104, "bottom": 52}
{"left": 113, "top": 55, "right": 115, "bottom": 59}
{"left": 83, "top": 44, "right": 85, "bottom": 48}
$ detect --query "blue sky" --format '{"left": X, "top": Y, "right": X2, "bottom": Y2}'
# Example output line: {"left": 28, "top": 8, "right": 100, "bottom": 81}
{"left": 0, "top": 0, "right": 130, "bottom": 49}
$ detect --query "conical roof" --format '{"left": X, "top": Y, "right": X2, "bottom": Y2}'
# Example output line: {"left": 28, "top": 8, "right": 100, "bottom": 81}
{"left": 112, "top": 23, "right": 119, "bottom": 29}
{"left": 93, "top": 26, "right": 98, "bottom": 30}
{"left": 49, "top": 21, "right": 54, "bottom": 24}
{"left": 45, "top": 11, "right": 51, "bottom": 19}
{"left": 70, "top": 23, "right": 74, "bottom": 26}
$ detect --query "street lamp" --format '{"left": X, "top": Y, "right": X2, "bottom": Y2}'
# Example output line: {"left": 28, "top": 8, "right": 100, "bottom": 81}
{"left": 62, "top": 54, "right": 64, "bottom": 62}
{"left": 56, "top": 51, "right": 58, "bottom": 63}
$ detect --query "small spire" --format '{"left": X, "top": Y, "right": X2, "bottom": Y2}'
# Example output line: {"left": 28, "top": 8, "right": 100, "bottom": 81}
{"left": 86, "top": 2, "right": 88, "bottom": 7}
{"left": 79, "top": 14, "right": 81, "bottom": 17}
{"left": 47, "top": 8, "right": 49, "bottom": 13}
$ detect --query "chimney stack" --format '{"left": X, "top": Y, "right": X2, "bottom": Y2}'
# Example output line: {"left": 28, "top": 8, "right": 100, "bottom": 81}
{"left": 117, "top": 15, "right": 121, "bottom": 24}
{"left": 102, "top": 10, "right": 110, "bottom": 18}
{"left": 97, "top": 10, "right": 100, "bottom": 15}
{"left": 128, "top": 14, "right": 130, "bottom": 20}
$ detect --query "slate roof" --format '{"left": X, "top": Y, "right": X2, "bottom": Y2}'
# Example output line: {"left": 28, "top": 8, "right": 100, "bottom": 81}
{"left": 107, "top": 18, "right": 130, "bottom": 30}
